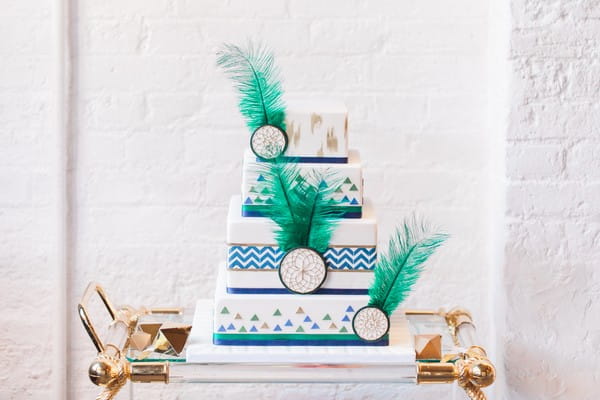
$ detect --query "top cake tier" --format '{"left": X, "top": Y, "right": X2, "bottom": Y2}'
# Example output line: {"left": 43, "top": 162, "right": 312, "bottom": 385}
{"left": 282, "top": 100, "right": 348, "bottom": 162}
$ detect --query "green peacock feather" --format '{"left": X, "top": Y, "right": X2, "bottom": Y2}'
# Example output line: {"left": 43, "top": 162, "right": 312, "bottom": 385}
{"left": 216, "top": 42, "right": 286, "bottom": 133}
{"left": 259, "top": 160, "right": 342, "bottom": 253}
{"left": 368, "top": 218, "right": 448, "bottom": 315}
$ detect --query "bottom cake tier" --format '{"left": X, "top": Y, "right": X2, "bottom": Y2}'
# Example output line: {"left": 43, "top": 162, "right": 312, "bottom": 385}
{"left": 213, "top": 268, "right": 388, "bottom": 346}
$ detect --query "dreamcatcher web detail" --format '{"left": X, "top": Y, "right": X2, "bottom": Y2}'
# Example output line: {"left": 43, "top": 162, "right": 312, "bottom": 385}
{"left": 279, "top": 248, "right": 327, "bottom": 294}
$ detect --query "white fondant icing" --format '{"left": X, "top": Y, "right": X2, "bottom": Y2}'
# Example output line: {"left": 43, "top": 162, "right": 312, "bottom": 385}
{"left": 192, "top": 300, "right": 413, "bottom": 361}
{"left": 214, "top": 267, "right": 371, "bottom": 335}
{"left": 283, "top": 99, "right": 348, "bottom": 158}
{"left": 241, "top": 149, "right": 364, "bottom": 211}
{"left": 227, "top": 196, "right": 376, "bottom": 246}
{"left": 226, "top": 268, "right": 374, "bottom": 291}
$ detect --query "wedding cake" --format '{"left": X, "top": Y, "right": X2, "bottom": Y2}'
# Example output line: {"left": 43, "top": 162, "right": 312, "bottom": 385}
{"left": 212, "top": 43, "right": 446, "bottom": 347}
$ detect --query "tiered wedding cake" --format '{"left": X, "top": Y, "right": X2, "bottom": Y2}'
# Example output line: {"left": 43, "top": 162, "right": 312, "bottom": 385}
{"left": 213, "top": 101, "right": 385, "bottom": 346}
{"left": 212, "top": 42, "right": 446, "bottom": 347}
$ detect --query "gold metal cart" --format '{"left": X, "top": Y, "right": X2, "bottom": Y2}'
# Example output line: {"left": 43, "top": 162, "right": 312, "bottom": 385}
{"left": 79, "top": 282, "right": 495, "bottom": 400}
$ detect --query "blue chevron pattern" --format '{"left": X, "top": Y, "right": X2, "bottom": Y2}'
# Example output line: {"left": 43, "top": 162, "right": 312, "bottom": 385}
{"left": 228, "top": 246, "right": 376, "bottom": 270}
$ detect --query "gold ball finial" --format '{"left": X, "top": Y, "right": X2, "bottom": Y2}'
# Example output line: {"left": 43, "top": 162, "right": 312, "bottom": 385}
{"left": 466, "top": 359, "right": 496, "bottom": 388}
{"left": 88, "top": 358, "right": 119, "bottom": 386}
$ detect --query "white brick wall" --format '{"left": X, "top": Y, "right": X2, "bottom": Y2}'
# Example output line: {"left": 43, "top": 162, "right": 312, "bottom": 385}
{"left": 0, "top": 0, "right": 58, "bottom": 398}
{"left": 3, "top": 0, "right": 597, "bottom": 399}
{"left": 505, "top": 1, "right": 600, "bottom": 399}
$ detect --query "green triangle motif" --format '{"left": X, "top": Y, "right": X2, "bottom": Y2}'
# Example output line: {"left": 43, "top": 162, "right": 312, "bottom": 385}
{"left": 261, "top": 187, "right": 270, "bottom": 195}
{"left": 334, "top": 186, "right": 343, "bottom": 193}
{"left": 349, "top": 184, "right": 358, "bottom": 191}
{"left": 273, "top": 309, "right": 282, "bottom": 316}
{"left": 220, "top": 307, "right": 229, "bottom": 314}
{"left": 296, "top": 326, "right": 305, "bottom": 332}
{"left": 251, "top": 314, "right": 259, "bottom": 321}
{"left": 323, "top": 314, "right": 331, "bottom": 321}
{"left": 249, "top": 186, "right": 257, "bottom": 193}
{"left": 265, "top": 198, "right": 274, "bottom": 204}
{"left": 339, "top": 326, "right": 348, "bottom": 333}
{"left": 239, "top": 326, "right": 247, "bottom": 333}
{"left": 343, "top": 177, "right": 352, "bottom": 184}
{"left": 254, "top": 197, "right": 264, "bottom": 203}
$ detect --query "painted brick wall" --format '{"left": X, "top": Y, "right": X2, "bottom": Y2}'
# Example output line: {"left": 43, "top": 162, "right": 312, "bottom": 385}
{"left": 505, "top": 1, "right": 600, "bottom": 399}
{"left": 0, "top": 1, "right": 58, "bottom": 399}
{"left": 2, "top": 1, "right": 501, "bottom": 399}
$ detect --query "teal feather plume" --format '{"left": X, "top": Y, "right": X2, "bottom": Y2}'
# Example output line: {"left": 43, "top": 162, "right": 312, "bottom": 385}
{"left": 259, "top": 160, "right": 342, "bottom": 253}
{"left": 258, "top": 160, "right": 305, "bottom": 251}
{"left": 216, "top": 42, "right": 286, "bottom": 133}
{"left": 368, "top": 218, "right": 448, "bottom": 315}
{"left": 302, "top": 170, "right": 344, "bottom": 253}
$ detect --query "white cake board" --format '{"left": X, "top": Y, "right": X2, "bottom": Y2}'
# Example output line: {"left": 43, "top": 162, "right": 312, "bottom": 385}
{"left": 186, "top": 300, "right": 415, "bottom": 365}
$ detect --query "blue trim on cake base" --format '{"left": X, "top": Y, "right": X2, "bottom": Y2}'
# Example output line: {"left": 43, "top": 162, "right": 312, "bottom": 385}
{"left": 226, "top": 287, "right": 368, "bottom": 295}
{"left": 213, "top": 337, "right": 389, "bottom": 346}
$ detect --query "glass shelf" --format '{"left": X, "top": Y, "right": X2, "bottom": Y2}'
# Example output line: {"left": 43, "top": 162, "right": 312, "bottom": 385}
{"left": 126, "top": 303, "right": 462, "bottom": 385}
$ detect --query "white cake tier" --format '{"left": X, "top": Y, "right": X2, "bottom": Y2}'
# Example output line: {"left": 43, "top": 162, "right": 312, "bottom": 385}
{"left": 241, "top": 149, "right": 363, "bottom": 218}
{"left": 226, "top": 196, "right": 377, "bottom": 294}
{"left": 190, "top": 300, "right": 413, "bottom": 363}
{"left": 227, "top": 195, "right": 376, "bottom": 273}
{"left": 283, "top": 99, "right": 348, "bottom": 161}
{"left": 228, "top": 196, "right": 375, "bottom": 246}
{"left": 213, "top": 269, "right": 387, "bottom": 346}
{"left": 225, "top": 264, "right": 373, "bottom": 295}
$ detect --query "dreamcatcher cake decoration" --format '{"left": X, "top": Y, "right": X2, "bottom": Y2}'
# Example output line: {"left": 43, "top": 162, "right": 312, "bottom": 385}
{"left": 217, "top": 42, "right": 288, "bottom": 161}
{"left": 352, "top": 218, "right": 448, "bottom": 342}
{"left": 259, "top": 159, "right": 343, "bottom": 294}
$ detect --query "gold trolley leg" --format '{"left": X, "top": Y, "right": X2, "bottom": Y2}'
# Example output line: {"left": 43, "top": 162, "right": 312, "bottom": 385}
{"left": 414, "top": 308, "right": 496, "bottom": 400}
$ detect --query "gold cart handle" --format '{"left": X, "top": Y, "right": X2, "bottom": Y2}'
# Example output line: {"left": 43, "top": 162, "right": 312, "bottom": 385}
{"left": 78, "top": 282, "right": 118, "bottom": 353}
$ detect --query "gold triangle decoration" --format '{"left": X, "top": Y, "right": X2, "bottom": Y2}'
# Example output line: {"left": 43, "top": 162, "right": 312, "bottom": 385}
{"left": 139, "top": 323, "right": 162, "bottom": 342}
{"left": 159, "top": 322, "right": 192, "bottom": 354}
{"left": 261, "top": 322, "right": 269, "bottom": 329}
{"left": 414, "top": 334, "right": 442, "bottom": 360}
{"left": 234, "top": 313, "right": 242, "bottom": 320}
{"left": 130, "top": 331, "right": 152, "bottom": 351}
{"left": 329, "top": 323, "right": 338, "bottom": 330}
{"left": 296, "top": 307, "right": 304, "bottom": 314}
